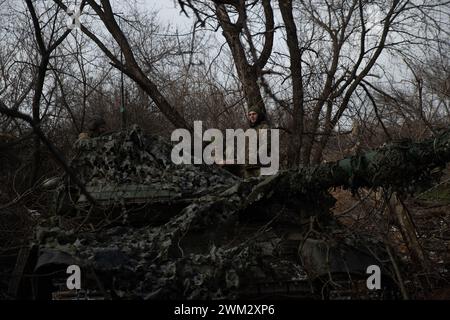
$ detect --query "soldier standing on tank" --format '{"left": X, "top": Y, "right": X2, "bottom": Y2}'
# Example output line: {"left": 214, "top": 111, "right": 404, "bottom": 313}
{"left": 243, "top": 105, "right": 270, "bottom": 178}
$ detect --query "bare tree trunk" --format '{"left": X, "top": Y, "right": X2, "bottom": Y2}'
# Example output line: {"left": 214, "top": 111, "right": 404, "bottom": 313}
{"left": 388, "top": 193, "right": 430, "bottom": 269}
{"left": 26, "top": 0, "right": 71, "bottom": 185}
{"left": 89, "top": 0, "right": 191, "bottom": 130}
{"left": 214, "top": 1, "right": 272, "bottom": 114}
{"left": 30, "top": 57, "right": 49, "bottom": 186}
{"left": 279, "top": 0, "right": 304, "bottom": 167}
{"left": 51, "top": 0, "right": 191, "bottom": 131}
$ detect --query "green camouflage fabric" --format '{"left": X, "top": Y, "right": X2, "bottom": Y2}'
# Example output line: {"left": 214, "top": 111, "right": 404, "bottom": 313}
{"left": 32, "top": 126, "right": 450, "bottom": 299}
{"left": 68, "top": 124, "right": 237, "bottom": 205}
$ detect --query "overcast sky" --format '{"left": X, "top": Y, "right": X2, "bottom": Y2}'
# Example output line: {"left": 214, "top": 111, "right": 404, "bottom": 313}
{"left": 141, "top": 0, "right": 192, "bottom": 30}
{"left": 135, "top": 0, "right": 417, "bottom": 92}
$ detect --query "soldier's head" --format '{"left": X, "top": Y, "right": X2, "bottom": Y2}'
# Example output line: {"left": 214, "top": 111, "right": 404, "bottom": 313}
{"left": 87, "top": 116, "right": 107, "bottom": 137}
{"left": 247, "top": 105, "right": 265, "bottom": 127}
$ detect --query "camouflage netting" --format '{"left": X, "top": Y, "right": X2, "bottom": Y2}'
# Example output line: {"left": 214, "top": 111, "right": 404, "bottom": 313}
{"left": 33, "top": 126, "right": 450, "bottom": 299}
{"left": 35, "top": 125, "right": 322, "bottom": 298}
{"left": 71, "top": 124, "right": 238, "bottom": 199}
{"left": 35, "top": 125, "right": 390, "bottom": 299}
{"left": 38, "top": 172, "right": 320, "bottom": 299}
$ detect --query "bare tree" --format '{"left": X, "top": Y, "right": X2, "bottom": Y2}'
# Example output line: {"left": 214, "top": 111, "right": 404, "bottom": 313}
{"left": 177, "top": 0, "right": 450, "bottom": 165}
{"left": 24, "top": 0, "right": 76, "bottom": 184}
{"left": 53, "top": 0, "right": 192, "bottom": 131}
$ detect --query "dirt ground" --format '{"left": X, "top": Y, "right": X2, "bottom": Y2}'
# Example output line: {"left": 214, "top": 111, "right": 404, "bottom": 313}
{"left": 330, "top": 180, "right": 450, "bottom": 299}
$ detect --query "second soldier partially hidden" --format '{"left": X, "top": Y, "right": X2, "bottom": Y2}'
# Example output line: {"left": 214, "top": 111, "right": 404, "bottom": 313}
{"left": 78, "top": 116, "right": 108, "bottom": 140}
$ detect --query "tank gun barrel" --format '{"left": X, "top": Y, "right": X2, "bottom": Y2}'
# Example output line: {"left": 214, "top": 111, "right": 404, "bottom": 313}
{"left": 265, "top": 128, "right": 450, "bottom": 197}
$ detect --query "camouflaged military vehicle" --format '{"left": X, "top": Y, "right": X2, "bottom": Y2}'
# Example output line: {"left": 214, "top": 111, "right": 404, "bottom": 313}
{"left": 13, "top": 124, "right": 450, "bottom": 300}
